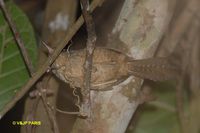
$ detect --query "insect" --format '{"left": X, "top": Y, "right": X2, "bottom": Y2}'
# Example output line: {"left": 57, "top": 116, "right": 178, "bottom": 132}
{"left": 52, "top": 47, "right": 179, "bottom": 90}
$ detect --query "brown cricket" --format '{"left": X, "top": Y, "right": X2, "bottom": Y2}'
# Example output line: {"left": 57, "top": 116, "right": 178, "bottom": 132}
{"left": 52, "top": 47, "right": 179, "bottom": 90}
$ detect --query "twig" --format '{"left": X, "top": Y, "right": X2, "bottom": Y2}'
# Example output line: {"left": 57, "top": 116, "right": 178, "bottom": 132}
{"left": 56, "top": 86, "right": 81, "bottom": 115}
{"left": 33, "top": 79, "right": 60, "bottom": 133}
{"left": 175, "top": 40, "right": 189, "bottom": 133}
{"left": 0, "top": 1, "right": 37, "bottom": 128}
{"left": 80, "top": 0, "right": 97, "bottom": 118}
{"left": 28, "top": 75, "right": 52, "bottom": 133}
{"left": 0, "top": 1, "right": 60, "bottom": 128}
{"left": 31, "top": 97, "right": 40, "bottom": 133}
{"left": 0, "top": 0, "right": 34, "bottom": 76}
{"left": 28, "top": 96, "right": 40, "bottom": 133}
{"left": 175, "top": 19, "right": 199, "bottom": 133}
{"left": 56, "top": 108, "right": 80, "bottom": 115}
{"left": 189, "top": 24, "right": 200, "bottom": 96}
{"left": 0, "top": 0, "right": 102, "bottom": 118}
{"left": 27, "top": 75, "right": 57, "bottom": 133}
{"left": 41, "top": 92, "right": 60, "bottom": 133}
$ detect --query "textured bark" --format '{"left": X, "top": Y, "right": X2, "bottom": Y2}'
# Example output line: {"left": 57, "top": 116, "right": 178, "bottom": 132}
{"left": 71, "top": 0, "right": 176, "bottom": 133}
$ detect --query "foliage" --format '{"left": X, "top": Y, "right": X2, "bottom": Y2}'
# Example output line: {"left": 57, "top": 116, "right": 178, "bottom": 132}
{"left": 0, "top": 1, "right": 37, "bottom": 111}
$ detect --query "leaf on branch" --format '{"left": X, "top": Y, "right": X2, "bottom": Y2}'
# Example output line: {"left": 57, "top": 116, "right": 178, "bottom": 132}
{"left": 0, "top": 1, "right": 37, "bottom": 111}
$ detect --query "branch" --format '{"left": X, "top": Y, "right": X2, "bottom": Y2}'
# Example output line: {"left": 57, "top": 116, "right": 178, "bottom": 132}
{"left": 80, "top": 0, "right": 97, "bottom": 117}
{"left": 41, "top": 91, "right": 60, "bottom": 133}
{"left": 0, "top": 0, "right": 102, "bottom": 118}
{"left": 71, "top": 0, "right": 175, "bottom": 132}
{"left": 175, "top": 16, "right": 200, "bottom": 133}
{"left": 0, "top": 0, "right": 34, "bottom": 76}
{"left": 30, "top": 80, "right": 60, "bottom": 133}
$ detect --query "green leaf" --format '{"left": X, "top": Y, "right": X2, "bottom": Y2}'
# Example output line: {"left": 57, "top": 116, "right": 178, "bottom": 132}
{"left": 127, "top": 81, "right": 180, "bottom": 133}
{"left": 0, "top": 1, "right": 37, "bottom": 111}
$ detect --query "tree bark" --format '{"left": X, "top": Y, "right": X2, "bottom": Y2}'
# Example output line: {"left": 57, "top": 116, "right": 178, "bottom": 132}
{"left": 71, "top": 0, "right": 176, "bottom": 132}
